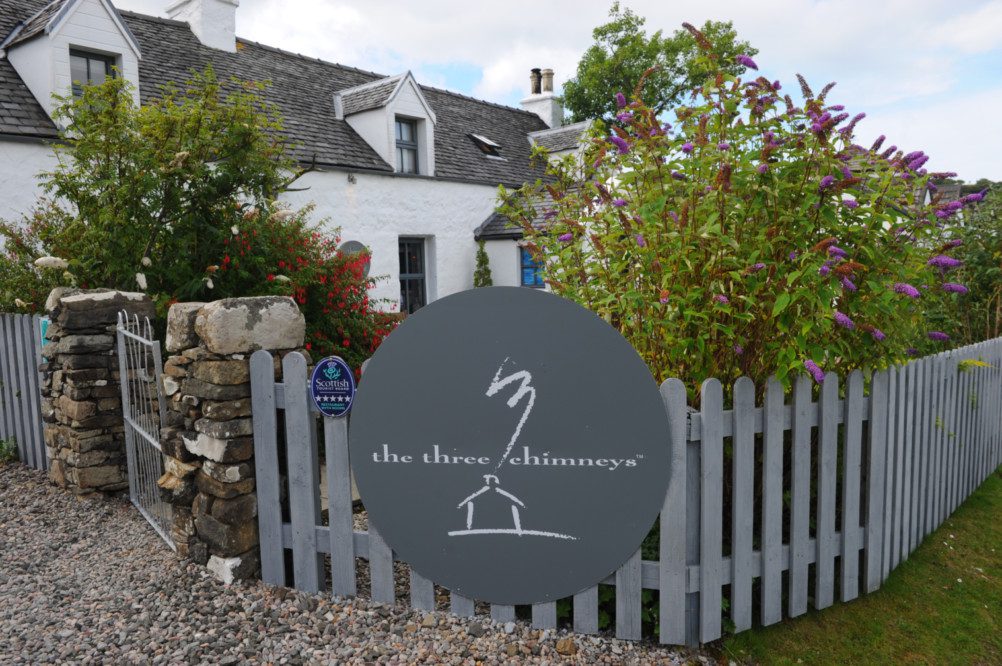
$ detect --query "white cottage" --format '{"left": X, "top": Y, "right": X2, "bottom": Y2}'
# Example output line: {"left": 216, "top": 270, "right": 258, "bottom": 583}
{"left": 0, "top": 0, "right": 587, "bottom": 312}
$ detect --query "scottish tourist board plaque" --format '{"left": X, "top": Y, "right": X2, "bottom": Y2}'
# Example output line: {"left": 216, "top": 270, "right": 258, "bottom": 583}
{"left": 310, "top": 356, "right": 355, "bottom": 418}
{"left": 349, "top": 287, "right": 671, "bottom": 605}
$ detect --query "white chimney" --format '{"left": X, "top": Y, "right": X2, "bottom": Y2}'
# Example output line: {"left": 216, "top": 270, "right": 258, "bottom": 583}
{"left": 167, "top": 0, "right": 239, "bottom": 52}
{"left": 520, "top": 67, "right": 563, "bottom": 129}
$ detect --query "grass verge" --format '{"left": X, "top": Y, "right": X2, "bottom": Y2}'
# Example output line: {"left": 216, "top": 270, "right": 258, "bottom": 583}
{"left": 718, "top": 467, "right": 1001, "bottom": 665}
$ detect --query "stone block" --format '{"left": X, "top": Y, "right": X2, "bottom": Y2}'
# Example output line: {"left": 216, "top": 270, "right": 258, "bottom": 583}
{"left": 51, "top": 289, "right": 154, "bottom": 330}
{"left": 181, "top": 378, "right": 251, "bottom": 401}
{"left": 158, "top": 472, "right": 198, "bottom": 506}
{"left": 195, "top": 513, "right": 258, "bottom": 556}
{"left": 202, "top": 459, "right": 254, "bottom": 484}
{"left": 70, "top": 465, "right": 125, "bottom": 489}
{"left": 210, "top": 493, "right": 257, "bottom": 525}
{"left": 195, "top": 469, "right": 254, "bottom": 499}
{"left": 50, "top": 334, "right": 115, "bottom": 355}
{"left": 189, "top": 360, "right": 250, "bottom": 386}
{"left": 48, "top": 458, "right": 67, "bottom": 487}
{"left": 163, "top": 358, "right": 189, "bottom": 378}
{"left": 194, "top": 417, "right": 253, "bottom": 439}
{"left": 164, "top": 455, "right": 200, "bottom": 479}
{"left": 206, "top": 550, "right": 260, "bottom": 584}
{"left": 58, "top": 354, "right": 111, "bottom": 370}
{"left": 194, "top": 297, "right": 304, "bottom": 355}
{"left": 202, "top": 399, "right": 252, "bottom": 421}
{"left": 189, "top": 539, "right": 209, "bottom": 565}
{"left": 162, "top": 376, "right": 181, "bottom": 397}
{"left": 64, "top": 449, "right": 117, "bottom": 467}
{"left": 57, "top": 395, "right": 97, "bottom": 421}
{"left": 181, "top": 432, "right": 253, "bottom": 463}
{"left": 166, "top": 302, "right": 206, "bottom": 352}
{"left": 192, "top": 492, "right": 214, "bottom": 518}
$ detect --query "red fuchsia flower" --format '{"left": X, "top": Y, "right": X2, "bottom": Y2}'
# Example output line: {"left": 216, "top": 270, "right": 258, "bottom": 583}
{"left": 841, "top": 276, "right": 857, "bottom": 292}
{"left": 927, "top": 255, "right": 962, "bottom": 269}
{"left": 612, "top": 198, "right": 627, "bottom": 207}
{"left": 558, "top": 233, "right": 573, "bottom": 243}
{"left": 894, "top": 282, "right": 921, "bottom": 298}
{"left": 834, "top": 310, "right": 855, "bottom": 329}
{"left": 615, "top": 92, "right": 627, "bottom": 108}
{"left": 609, "top": 136, "right": 630, "bottom": 154}
{"left": 659, "top": 289, "right": 670, "bottom": 304}
{"left": 804, "top": 359, "right": 825, "bottom": 384}
{"left": 928, "top": 331, "right": 950, "bottom": 342}
{"left": 942, "top": 282, "right": 968, "bottom": 294}
{"left": 733, "top": 344, "right": 744, "bottom": 356}
{"left": 681, "top": 142, "right": 694, "bottom": 153}
{"left": 267, "top": 274, "right": 275, "bottom": 281}
{"left": 736, "top": 54, "right": 758, "bottom": 70}
{"left": 635, "top": 234, "right": 646, "bottom": 247}
{"left": 819, "top": 175, "right": 835, "bottom": 190}
{"left": 717, "top": 141, "right": 731, "bottom": 151}
{"left": 714, "top": 294, "right": 729, "bottom": 304}
{"left": 870, "top": 328, "right": 886, "bottom": 341}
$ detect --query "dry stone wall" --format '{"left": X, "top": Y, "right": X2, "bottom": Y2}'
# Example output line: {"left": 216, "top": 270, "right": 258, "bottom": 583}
{"left": 158, "top": 296, "right": 306, "bottom": 583}
{"left": 42, "top": 289, "right": 155, "bottom": 494}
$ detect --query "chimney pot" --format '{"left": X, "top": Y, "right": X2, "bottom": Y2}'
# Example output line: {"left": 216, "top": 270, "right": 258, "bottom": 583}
{"left": 541, "top": 68, "right": 554, "bottom": 93}
{"left": 530, "top": 68, "right": 542, "bottom": 96}
{"left": 167, "top": 0, "right": 239, "bottom": 52}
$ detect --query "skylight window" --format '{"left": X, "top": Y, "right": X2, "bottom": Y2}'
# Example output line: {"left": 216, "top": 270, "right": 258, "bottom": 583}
{"left": 470, "top": 133, "right": 502, "bottom": 157}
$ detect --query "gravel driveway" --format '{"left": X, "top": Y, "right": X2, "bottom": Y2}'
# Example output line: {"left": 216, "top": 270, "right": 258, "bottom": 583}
{"left": 0, "top": 463, "right": 708, "bottom": 664}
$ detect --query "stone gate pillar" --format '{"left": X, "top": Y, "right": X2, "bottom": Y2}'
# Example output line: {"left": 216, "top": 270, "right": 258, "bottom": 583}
{"left": 42, "top": 289, "right": 155, "bottom": 494}
{"left": 157, "top": 296, "right": 305, "bottom": 583}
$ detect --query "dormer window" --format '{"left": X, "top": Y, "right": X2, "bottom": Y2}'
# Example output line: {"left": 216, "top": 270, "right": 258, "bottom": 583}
{"left": 470, "top": 133, "right": 502, "bottom": 157}
{"left": 395, "top": 117, "right": 419, "bottom": 174}
{"left": 70, "top": 49, "right": 115, "bottom": 97}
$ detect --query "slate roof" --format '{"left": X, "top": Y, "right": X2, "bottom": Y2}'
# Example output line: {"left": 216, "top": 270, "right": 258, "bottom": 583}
{"left": 529, "top": 120, "right": 590, "bottom": 153}
{"left": 2, "top": 0, "right": 69, "bottom": 47}
{"left": 0, "top": 0, "right": 552, "bottom": 187}
{"left": 340, "top": 77, "right": 401, "bottom": 116}
{"left": 0, "top": 0, "right": 59, "bottom": 138}
{"left": 476, "top": 195, "right": 553, "bottom": 240}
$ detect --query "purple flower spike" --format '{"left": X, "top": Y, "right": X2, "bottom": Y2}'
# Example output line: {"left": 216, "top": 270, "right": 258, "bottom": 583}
{"left": 828, "top": 245, "right": 848, "bottom": 258}
{"left": 788, "top": 251, "right": 798, "bottom": 261}
{"left": 834, "top": 310, "right": 855, "bottom": 329}
{"left": 942, "top": 282, "right": 968, "bottom": 294}
{"left": 841, "top": 276, "right": 857, "bottom": 292}
{"left": 733, "top": 344, "right": 744, "bottom": 356}
{"left": 757, "top": 163, "right": 769, "bottom": 174}
{"left": 944, "top": 239, "right": 963, "bottom": 248}
{"left": 635, "top": 234, "right": 646, "bottom": 247}
{"left": 717, "top": 141, "right": 731, "bottom": 151}
{"left": 819, "top": 175, "right": 835, "bottom": 190}
{"left": 962, "top": 190, "right": 987, "bottom": 204}
{"left": 871, "top": 135, "right": 885, "bottom": 151}
{"left": 616, "top": 112, "right": 634, "bottom": 123}
{"left": 870, "top": 328, "right": 886, "bottom": 341}
{"left": 749, "top": 262, "right": 766, "bottom": 273}
{"left": 894, "top": 282, "right": 921, "bottom": 298}
{"left": 927, "top": 255, "right": 962, "bottom": 269}
{"left": 907, "top": 347, "right": 919, "bottom": 356}
{"left": 609, "top": 136, "right": 630, "bottom": 154}
{"left": 842, "top": 198, "right": 859, "bottom": 209}
{"left": 819, "top": 262, "right": 832, "bottom": 277}
{"left": 736, "top": 54, "right": 758, "bottom": 70}
{"left": 671, "top": 170, "right": 687, "bottom": 181}
{"left": 669, "top": 210, "right": 679, "bottom": 223}
{"left": 558, "top": 232, "right": 573, "bottom": 243}
{"left": 714, "top": 294, "right": 729, "bottom": 304}
{"left": 928, "top": 331, "right": 950, "bottom": 342}
{"left": 681, "top": 142, "right": 694, "bottom": 154}
{"left": 804, "top": 359, "right": 826, "bottom": 384}
{"left": 615, "top": 92, "right": 627, "bottom": 109}
{"left": 612, "top": 198, "right": 627, "bottom": 207}
{"left": 772, "top": 80, "right": 781, "bottom": 90}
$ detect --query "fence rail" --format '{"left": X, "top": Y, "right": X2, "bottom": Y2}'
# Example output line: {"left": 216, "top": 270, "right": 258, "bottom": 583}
{"left": 0, "top": 313, "right": 46, "bottom": 470}
{"left": 251, "top": 337, "right": 1002, "bottom": 645}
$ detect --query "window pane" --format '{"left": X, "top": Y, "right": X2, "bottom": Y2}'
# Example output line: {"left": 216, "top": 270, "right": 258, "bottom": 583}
{"left": 521, "top": 268, "right": 536, "bottom": 286}
{"left": 397, "top": 119, "right": 414, "bottom": 142}
{"left": 70, "top": 54, "right": 88, "bottom": 94}
{"left": 400, "top": 148, "right": 417, "bottom": 174}
{"left": 89, "top": 57, "right": 110, "bottom": 86}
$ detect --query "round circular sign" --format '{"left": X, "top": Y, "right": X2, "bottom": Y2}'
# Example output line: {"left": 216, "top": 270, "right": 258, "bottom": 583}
{"left": 338, "top": 240, "right": 371, "bottom": 278}
{"left": 350, "top": 287, "right": 671, "bottom": 605}
{"left": 310, "top": 356, "right": 356, "bottom": 418}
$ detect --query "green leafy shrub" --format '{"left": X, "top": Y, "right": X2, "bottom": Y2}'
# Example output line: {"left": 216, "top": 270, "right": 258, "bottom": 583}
{"left": 501, "top": 24, "right": 968, "bottom": 393}
{"left": 945, "top": 185, "right": 1002, "bottom": 344}
{"left": 473, "top": 239, "right": 493, "bottom": 287}
{"left": 0, "top": 438, "right": 17, "bottom": 464}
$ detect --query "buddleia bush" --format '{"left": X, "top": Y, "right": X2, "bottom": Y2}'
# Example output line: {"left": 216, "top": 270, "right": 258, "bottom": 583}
{"left": 500, "top": 23, "right": 972, "bottom": 392}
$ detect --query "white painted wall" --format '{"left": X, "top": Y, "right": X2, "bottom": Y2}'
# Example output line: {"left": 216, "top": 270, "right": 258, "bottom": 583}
{"left": 6, "top": 0, "right": 141, "bottom": 121}
{"left": 0, "top": 141, "right": 59, "bottom": 225}
{"left": 280, "top": 169, "right": 518, "bottom": 309}
{"left": 484, "top": 240, "right": 520, "bottom": 287}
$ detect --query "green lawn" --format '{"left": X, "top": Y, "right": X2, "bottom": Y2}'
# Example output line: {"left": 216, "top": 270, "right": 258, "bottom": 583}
{"left": 719, "top": 467, "right": 1002, "bottom": 665}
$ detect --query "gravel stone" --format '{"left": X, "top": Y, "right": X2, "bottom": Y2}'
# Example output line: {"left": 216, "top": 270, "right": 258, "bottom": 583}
{"left": 0, "top": 463, "right": 707, "bottom": 664}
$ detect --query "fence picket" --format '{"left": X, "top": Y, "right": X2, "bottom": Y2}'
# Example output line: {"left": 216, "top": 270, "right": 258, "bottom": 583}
{"left": 369, "top": 524, "right": 395, "bottom": 605}
{"left": 699, "top": 378, "right": 723, "bottom": 642}
{"left": 615, "top": 548, "right": 642, "bottom": 640}
{"left": 0, "top": 317, "right": 15, "bottom": 448}
{"left": 659, "top": 378, "right": 687, "bottom": 644}
{"left": 864, "top": 369, "right": 888, "bottom": 593}
{"left": 283, "top": 352, "right": 324, "bottom": 593}
{"left": 684, "top": 433, "right": 701, "bottom": 647}
{"left": 902, "top": 362, "right": 915, "bottom": 557}
{"left": 892, "top": 363, "right": 908, "bottom": 569}
{"left": 251, "top": 351, "right": 285, "bottom": 587}
{"left": 760, "top": 376, "right": 784, "bottom": 624}
{"left": 841, "top": 370, "right": 863, "bottom": 601}
{"left": 30, "top": 315, "right": 46, "bottom": 470}
{"left": 324, "top": 416, "right": 356, "bottom": 597}
{"left": 730, "top": 377, "right": 754, "bottom": 632}
{"left": 926, "top": 355, "right": 942, "bottom": 535}
{"left": 14, "top": 313, "right": 34, "bottom": 469}
{"left": 573, "top": 586, "right": 599, "bottom": 634}
{"left": 911, "top": 359, "right": 926, "bottom": 549}
{"left": 789, "top": 375, "right": 812, "bottom": 617}
{"left": 881, "top": 366, "right": 898, "bottom": 581}
{"left": 815, "top": 372, "right": 838, "bottom": 610}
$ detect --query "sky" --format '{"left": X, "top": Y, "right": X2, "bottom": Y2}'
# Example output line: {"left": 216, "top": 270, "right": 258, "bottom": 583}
{"left": 114, "top": 0, "right": 1002, "bottom": 182}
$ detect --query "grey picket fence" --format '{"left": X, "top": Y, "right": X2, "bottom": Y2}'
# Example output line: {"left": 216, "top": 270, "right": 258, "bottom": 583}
{"left": 0, "top": 313, "right": 47, "bottom": 470}
{"left": 250, "top": 337, "right": 1002, "bottom": 646}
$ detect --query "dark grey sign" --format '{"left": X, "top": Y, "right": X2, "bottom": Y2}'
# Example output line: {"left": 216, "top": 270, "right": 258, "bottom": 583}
{"left": 349, "top": 287, "right": 671, "bottom": 605}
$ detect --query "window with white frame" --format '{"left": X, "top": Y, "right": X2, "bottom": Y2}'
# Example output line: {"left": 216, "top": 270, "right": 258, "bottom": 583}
{"left": 395, "top": 117, "right": 419, "bottom": 174}
{"left": 70, "top": 49, "right": 115, "bottom": 97}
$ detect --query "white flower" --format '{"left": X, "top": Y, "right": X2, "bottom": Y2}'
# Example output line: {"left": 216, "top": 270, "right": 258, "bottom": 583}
{"left": 231, "top": 225, "right": 239, "bottom": 235}
{"left": 273, "top": 274, "right": 291, "bottom": 283}
{"left": 271, "top": 209, "right": 294, "bottom": 221}
{"left": 206, "top": 278, "right": 214, "bottom": 290}
{"left": 141, "top": 256, "right": 152, "bottom": 267}
{"left": 34, "top": 256, "right": 68, "bottom": 270}
{"left": 14, "top": 298, "right": 28, "bottom": 308}
{"left": 136, "top": 273, "right": 147, "bottom": 290}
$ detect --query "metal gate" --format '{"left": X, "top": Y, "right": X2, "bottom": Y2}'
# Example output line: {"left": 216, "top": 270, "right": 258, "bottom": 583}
{"left": 116, "top": 311, "right": 174, "bottom": 550}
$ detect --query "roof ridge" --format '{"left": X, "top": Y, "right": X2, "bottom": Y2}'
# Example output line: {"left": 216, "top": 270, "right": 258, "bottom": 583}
{"left": 337, "top": 73, "right": 405, "bottom": 96}
{"left": 528, "top": 119, "right": 591, "bottom": 137}
{"left": 418, "top": 82, "right": 542, "bottom": 118}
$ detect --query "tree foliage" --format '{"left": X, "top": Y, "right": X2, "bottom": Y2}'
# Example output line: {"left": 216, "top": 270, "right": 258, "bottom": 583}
{"left": 562, "top": 3, "right": 756, "bottom": 122}
{"left": 473, "top": 239, "right": 493, "bottom": 287}
{"left": 949, "top": 186, "right": 1002, "bottom": 343}
{"left": 502, "top": 24, "right": 969, "bottom": 393}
